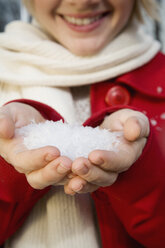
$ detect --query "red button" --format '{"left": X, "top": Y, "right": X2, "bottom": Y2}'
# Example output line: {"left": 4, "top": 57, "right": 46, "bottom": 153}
{"left": 105, "top": 85, "right": 130, "bottom": 106}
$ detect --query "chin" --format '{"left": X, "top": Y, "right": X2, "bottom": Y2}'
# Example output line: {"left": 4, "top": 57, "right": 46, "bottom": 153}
{"left": 67, "top": 42, "right": 106, "bottom": 57}
{"left": 70, "top": 49, "right": 100, "bottom": 56}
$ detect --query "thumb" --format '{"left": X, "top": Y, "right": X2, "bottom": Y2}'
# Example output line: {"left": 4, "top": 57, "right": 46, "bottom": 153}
{"left": 0, "top": 113, "right": 15, "bottom": 139}
{"left": 124, "top": 116, "right": 150, "bottom": 141}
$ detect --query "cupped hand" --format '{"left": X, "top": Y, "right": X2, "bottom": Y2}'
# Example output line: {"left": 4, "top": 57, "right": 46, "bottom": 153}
{"left": 64, "top": 109, "right": 150, "bottom": 195}
{"left": 0, "top": 102, "right": 72, "bottom": 189}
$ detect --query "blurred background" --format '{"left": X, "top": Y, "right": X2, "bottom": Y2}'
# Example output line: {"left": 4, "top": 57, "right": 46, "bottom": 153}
{"left": 0, "top": 0, "right": 165, "bottom": 52}
{"left": 0, "top": 0, "right": 30, "bottom": 31}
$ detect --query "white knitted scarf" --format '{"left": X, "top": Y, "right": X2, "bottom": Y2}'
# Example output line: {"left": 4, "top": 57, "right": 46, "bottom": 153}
{"left": 0, "top": 19, "right": 160, "bottom": 122}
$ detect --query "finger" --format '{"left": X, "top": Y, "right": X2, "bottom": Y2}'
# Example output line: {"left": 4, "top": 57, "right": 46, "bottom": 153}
{"left": 64, "top": 176, "right": 98, "bottom": 195}
{"left": 72, "top": 157, "right": 118, "bottom": 186}
{"left": 75, "top": 183, "right": 98, "bottom": 194}
{"left": 26, "top": 156, "right": 72, "bottom": 189}
{"left": 100, "top": 109, "right": 150, "bottom": 139}
{"left": 7, "top": 102, "right": 45, "bottom": 128}
{"left": 15, "top": 146, "right": 61, "bottom": 173}
{"left": 0, "top": 113, "right": 15, "bottom": 139}
{"left": 89, "top": 149, "right": 128, "bottom": 172}
{"left": 124, "top": 116, "right": 150, "bottom": 141}
{"left": 100, "top": 109, "right": 135, "bottom": 131}
{"left": 0, "top": 102, "right": 45, "bottom": 140}
{"left": 89, "top": 138, "right": 146, "bottom": 173}
{"left": 0, "top": 142, "right": 60, "bottom": 173}
{"left": 64, "top": 176, "right": 86, "bottom": 195}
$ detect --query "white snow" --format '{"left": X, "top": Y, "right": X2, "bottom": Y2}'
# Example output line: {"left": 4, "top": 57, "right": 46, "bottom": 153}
{"left": 160, "top": 113, "right": 165, "bottom": 120}
{"left": 15, "top": 120, "right": 122, "bottom": 160}
{"left": 157, "top": 86, "right": 163, "bottom": 94}
{"left": 150, "top": 119, "right": 157, "bottom": 126}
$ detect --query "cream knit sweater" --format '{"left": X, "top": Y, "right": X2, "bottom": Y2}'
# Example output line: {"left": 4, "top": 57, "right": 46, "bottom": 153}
{"left": 1, "top": 19, "right": 160, "bottom": 248}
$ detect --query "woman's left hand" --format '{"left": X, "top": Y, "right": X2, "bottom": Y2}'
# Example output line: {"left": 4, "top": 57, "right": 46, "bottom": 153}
{"left": 64, "top": 109, "right": 150, "bottom": 195}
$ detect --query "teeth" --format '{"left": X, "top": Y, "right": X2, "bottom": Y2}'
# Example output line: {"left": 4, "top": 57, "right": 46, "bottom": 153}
{"left": 63, "top": 15, "right": 101, "bottom": 25}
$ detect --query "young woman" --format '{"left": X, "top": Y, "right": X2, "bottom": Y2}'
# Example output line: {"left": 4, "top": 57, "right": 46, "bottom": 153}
{"left": 0, "top": 0, "right": 164, "bottom": 247}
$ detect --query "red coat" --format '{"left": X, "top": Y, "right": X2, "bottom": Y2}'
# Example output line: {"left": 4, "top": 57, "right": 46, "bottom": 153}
{"left": 0, "top": 52, "right": 165, "bottom": 248}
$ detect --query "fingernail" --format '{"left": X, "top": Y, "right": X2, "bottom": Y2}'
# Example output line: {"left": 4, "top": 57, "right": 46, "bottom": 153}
{"left": 73, "top": 184, "right": 83, "bottom": 192}
{"left": 57, "top": 163, "right": 70, "bottom": 174}
{"left": 74, "top": 164, "right": 89, "bottom": 175}
{"left": 94, "top": 157, "right": 104, "bottom": 165}
{"left": 45, "top": 153, "right": 58, "bottom": 162}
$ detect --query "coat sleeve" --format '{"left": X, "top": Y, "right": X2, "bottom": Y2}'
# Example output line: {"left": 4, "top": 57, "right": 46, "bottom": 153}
{"left": 0, "top": 99, "right": 63, "bottom": 245}
{"left": 85, "top": 107, "right": 165, "bottom": 248}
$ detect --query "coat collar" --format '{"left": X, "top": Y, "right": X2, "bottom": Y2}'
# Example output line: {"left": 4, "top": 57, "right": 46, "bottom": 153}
{"left": 115, "top": 52, "right": 165, "bottom": 99}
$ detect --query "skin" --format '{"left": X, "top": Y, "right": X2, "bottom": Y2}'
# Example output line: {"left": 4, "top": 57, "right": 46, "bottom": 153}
{"left": 33, "top": 0, "right": 135, "bottom": 56}
{"left": 0, "top": 103, "right": 149, "bottom": 195}
{"left": 0, "top": 0, "right": 150, "bottom": 195}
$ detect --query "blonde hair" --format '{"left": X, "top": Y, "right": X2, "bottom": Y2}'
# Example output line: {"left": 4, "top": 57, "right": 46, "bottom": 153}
{"left": 22, "top": 0, "right": 159, "bottom": 22}
{"left": 22, "top": 0, "right": 34, "bottom": 15}
{"left": 135, "top": 0, "right": 159, "bottom": 21}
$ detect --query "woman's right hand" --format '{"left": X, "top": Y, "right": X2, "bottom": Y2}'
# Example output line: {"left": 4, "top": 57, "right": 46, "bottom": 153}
{"left": 0, "top": 102, "right": 72, "bottom": 189}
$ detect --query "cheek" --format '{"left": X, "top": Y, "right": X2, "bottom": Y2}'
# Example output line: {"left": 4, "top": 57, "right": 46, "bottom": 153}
{"left": 115, "top": 2, "right": 135, "bottom": 28}
{"left": 34, "top": 0, "right": 60, "bottom": 13}
{"left": 110, "top": 0, "right": 135, "bottom": 21}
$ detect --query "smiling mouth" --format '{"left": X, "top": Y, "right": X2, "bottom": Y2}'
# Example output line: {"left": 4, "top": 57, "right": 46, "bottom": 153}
{"left": 59, "top": 12, "right": 110, "bottom": 26}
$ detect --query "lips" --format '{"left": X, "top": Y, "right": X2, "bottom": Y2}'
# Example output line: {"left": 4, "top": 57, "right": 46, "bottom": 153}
{"left": 57, "top": 11, "right": 110, "bottom": 32}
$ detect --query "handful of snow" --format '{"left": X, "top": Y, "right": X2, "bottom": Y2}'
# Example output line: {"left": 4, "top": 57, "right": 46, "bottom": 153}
{"left": 16, "top": 120, "right": 122, "bottom": 160}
